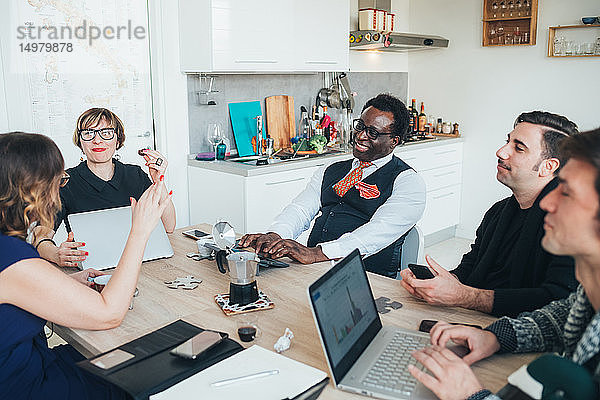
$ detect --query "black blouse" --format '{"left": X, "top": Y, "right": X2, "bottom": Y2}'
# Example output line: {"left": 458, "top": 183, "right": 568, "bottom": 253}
{"left": 55, "top": 160, "right": 152, "bottom": 231}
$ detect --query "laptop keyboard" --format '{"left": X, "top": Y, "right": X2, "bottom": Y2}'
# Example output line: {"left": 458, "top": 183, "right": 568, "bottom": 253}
{"left": 361, "top": 332, "right": 429, "bottom": 396}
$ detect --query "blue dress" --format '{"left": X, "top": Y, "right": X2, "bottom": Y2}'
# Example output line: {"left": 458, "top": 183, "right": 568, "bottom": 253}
{"left": 0, "top": 232, "right": 128, "bottom": 400}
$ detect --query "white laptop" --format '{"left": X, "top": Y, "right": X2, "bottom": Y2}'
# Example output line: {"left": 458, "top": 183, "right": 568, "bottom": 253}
{"left": 308, "top": 249, "right": 439, "bottom": 400}
{"left": 67, "top": 206, "right": 173, "bottom": 270}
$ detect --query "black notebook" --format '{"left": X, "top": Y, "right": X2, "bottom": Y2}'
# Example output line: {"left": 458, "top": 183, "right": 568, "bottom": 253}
{"left": 77, "top": 320, "right": 243, "bottom": 400}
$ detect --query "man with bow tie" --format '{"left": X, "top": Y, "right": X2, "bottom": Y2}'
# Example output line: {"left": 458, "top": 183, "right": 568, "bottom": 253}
{"left": 239, "top": 94, "right": 426, "bottom": 278}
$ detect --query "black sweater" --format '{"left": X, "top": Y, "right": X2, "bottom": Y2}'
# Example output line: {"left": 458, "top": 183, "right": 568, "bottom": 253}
{"left": 451, "top": 178, "right": 577, "bottom": 317}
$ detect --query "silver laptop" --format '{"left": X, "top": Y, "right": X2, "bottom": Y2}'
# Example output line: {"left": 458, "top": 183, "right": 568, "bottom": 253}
{"left": 308, "top": 249, "right": 438, "bottom": 400}
{"left": 67, "top": 206, "right": 173, "bottom": 270}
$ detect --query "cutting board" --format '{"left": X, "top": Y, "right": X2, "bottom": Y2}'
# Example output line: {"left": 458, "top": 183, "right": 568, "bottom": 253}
{"left": 228, "top": 101, "right": 263, "bottom": 157}
{"left": 265, "top": 95, "right": 295, "bottom": 150}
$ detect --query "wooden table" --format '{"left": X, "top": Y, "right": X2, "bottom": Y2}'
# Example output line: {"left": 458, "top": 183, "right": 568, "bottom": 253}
{"left": 55, "top": 225, "right": 536, "bottom": 398}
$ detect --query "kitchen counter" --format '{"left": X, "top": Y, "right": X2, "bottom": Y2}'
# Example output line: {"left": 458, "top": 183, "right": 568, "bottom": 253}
{"left": 187, "top": 136, "right": 464, "bottom": 177}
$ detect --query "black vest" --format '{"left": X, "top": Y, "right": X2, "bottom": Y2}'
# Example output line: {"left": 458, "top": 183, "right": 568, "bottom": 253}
{"left": 308, "top": 156, "right": 412, "bottom": 278}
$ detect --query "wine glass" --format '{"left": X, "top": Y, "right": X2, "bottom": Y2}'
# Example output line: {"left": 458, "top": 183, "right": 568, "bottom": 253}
{"left": 491, "top": 2, "right": 499, "bottom": 18}
{"left": 207, "top": 122, "right": 224, "bottom": 162}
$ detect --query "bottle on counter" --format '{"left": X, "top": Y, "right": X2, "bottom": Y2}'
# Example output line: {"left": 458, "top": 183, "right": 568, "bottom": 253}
{"left": 321, "top": 106, "right": 331, "bottom": 141}
{"left": 418, "top": 102, "right": 427, "bottom": 133}
{"left": 408, "top": 103, "right": 415, "bottom": 135}
{"left": 436, "top": 118, "right": 443, "bottom": 133}
{"left": 410, "top": 99, "right": 418, "bottom": 135}
{"left": 298, "top": 106, "right": 312, "bottom": 138}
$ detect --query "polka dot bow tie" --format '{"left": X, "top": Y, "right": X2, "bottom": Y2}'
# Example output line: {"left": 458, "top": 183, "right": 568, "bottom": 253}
{"left": 332, "top": 161, "right": 373, "bottom": 197}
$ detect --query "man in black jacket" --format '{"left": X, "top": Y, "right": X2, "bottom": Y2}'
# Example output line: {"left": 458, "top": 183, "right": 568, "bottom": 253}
{"left": 400, "top": 111, "right": 579, "bottom": 317}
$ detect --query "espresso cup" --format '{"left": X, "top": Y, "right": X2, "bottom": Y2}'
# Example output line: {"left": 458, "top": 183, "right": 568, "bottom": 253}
{"left": 93, "top": 274, "right": 112, "bottom": 292}
{"left": 236, "top": 314, "right": 261, "bottom": 343}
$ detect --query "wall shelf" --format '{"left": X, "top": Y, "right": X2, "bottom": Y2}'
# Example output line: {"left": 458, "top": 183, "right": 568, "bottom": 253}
{"left": 482, "top": 0, "right": 538, "bottom": 47}
{"left": 547, "top": 24, "right": 600, "bottom": 57}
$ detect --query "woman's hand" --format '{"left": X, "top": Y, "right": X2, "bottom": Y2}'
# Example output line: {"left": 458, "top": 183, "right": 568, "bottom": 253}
{"left": 56, "top": 231, "right": 88, "bottom": 267}
{"left": 129, "top": 180, "right": 171, "bottom": 239}
{"left": 140, "top": 149, "right": 168, "bottom": 184}
{"left": 70, "top": 268, "right": 104, "bottom": 288}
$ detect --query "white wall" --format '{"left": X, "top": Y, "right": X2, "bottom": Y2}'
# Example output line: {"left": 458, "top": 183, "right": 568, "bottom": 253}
{"left": 148, "top": 0, "right": 191, "bottom": 228}
{"left": 350, "top": 0, "right": 410, "bottom": 72}
{"left": 409, "top": 0, "right": 600, "bottom": 239}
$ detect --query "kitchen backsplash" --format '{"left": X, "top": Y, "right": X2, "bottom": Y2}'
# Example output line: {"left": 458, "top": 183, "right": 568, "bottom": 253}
{"left": 187, "top": 72, "right": 408, "bottom": 154}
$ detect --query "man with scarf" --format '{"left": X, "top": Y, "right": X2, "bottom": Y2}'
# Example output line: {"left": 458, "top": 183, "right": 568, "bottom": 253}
{"left": 400, "top": 111, "right": 579, "bottom": 317}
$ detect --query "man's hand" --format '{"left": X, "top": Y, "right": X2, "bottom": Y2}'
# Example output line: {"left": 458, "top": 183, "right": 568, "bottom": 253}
{"left": 262, "top": 239, "right": 328, "bottom": 264}
{"left": 409, "top": 345, "right": 484, "bottom": 400}
{"left": 400, "top": 256, "right": 480, "bottom": 307}
{"left": 70, "top": 269, "right": 105, "bottom": 288}
{"left": 238, "top": 232, "right": 282, "bottom": 254}
{"left": 56, "top": 232, "right": 88, "bottom": 268}
{"left": 429, "top": 321, "right": 501, "bottom": 365}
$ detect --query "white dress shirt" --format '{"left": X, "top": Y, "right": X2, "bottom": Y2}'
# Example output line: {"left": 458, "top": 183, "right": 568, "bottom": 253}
{"left": 268, "top": 153, "right": 426, "bottom": 260}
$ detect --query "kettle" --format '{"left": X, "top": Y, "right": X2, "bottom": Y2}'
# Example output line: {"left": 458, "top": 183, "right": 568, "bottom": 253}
{"left": 213, "top": 221, "right": 260, "bottom": 306}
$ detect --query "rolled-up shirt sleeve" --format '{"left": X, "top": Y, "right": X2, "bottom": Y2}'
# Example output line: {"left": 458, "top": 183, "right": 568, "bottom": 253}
{"left": 320, "top": 170, "right": 426, "bottom": 259}
{"left": 268, "top": 166, "right": 326, "bottom": 239}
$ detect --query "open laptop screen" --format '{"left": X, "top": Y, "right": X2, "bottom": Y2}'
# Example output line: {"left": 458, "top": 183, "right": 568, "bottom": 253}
{"left": 309, "top": 249, "right": 382, "bottom": 383}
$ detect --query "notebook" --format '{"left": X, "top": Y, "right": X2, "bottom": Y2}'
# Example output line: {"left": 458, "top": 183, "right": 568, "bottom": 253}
{"left": 150, "top": 345, "right": 328, "bottom": 400}
{"left": 67, "top": 206, "right": 173, "bottom": 270}
{"left": 308, "top": 249, "right": 439, "bottom": 400}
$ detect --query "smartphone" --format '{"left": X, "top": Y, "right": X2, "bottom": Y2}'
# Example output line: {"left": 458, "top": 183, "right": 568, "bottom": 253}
{"left": 90, "top": 348, "right": 135, "bottom": 370}
{"left": 408, "top": 263, "right": 435, "bottom": 280}
{"left": 169, "top": 331, "right": 227, "bottom": 360}
{"left": 418, "top": 319, "right": 483, "bottom": 333}
{"left": 182, "top": 229, "right": 210, "bottom": 240}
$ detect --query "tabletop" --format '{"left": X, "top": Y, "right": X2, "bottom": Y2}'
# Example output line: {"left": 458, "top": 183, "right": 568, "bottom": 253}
{"left": 54, "top": 225, "right": 537, "bottom": 398}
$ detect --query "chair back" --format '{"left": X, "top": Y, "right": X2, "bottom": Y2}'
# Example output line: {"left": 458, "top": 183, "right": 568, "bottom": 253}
{"left": 397, "top": 225, "right": 424, "bottom": 279}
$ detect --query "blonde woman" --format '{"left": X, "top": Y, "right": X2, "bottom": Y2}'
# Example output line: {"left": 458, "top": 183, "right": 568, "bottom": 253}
{"left": 0, "top": 131, "right": 170, "bottom": 399}
{"left": 36, "top": 108, "right": 175, "bottom": 267}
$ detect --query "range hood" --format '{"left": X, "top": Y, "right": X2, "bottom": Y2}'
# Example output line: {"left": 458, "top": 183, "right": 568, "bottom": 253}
{"left": 349, "top": 30, "right": 449, "bottom": 51}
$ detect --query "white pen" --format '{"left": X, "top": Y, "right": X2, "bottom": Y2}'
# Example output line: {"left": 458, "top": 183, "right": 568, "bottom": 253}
{"left": 210, "top": 369, "right": 279, "bottom": 387}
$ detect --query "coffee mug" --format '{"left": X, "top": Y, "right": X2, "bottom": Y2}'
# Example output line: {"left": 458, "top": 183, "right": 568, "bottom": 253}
{"left": 236, "top": 314, "right": 261, "bottom": 343}
{"left": 93, "top": 274, "right": 112, "bottom": 292}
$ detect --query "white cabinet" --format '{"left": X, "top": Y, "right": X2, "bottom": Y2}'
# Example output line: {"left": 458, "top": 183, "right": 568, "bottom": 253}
{"left": 178, "top": 0, "right": 349, "bottom": 73}
{"left": 188, "top": 139, "right": 464, "bottom": 239}
{"left": 395, "top": 142, "right": 463, "bottom": 236}
{"left": 188, "top": 163, "right": 325, "bottom": 235}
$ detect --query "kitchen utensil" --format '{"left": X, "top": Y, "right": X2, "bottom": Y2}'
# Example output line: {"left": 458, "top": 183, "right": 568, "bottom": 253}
{"left": 265, "top": 95, "right": 295, "bottom": 150}
{"left": 229, "top": 101, "right": 263, "bottom": 157}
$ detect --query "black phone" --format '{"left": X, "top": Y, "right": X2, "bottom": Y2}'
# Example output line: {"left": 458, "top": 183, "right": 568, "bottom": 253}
{"left": 418, "top": 319, "right": 483, "bottom": 333}
{"left": 182, "top": 229, "right": 210, "bottom": 240}
{"left": 169, "top": 330, "right": 227, "bottom": 359}
{"left": 408, "top": 263, "right": 435, "bottom": 279}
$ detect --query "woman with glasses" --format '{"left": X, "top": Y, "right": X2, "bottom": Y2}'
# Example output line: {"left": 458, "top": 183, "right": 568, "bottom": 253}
{"left": 35, "top": 108, "right": 176, "bottom": 268}
{"left": 0, "top": 131, "right": 171, "bottom": 399}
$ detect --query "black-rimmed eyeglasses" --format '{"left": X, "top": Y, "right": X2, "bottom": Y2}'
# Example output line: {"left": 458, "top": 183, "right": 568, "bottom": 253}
{"left": 352, "top": 119, "right": 393, "bottom": 140}
{"left": 79, "top": 128, "right": 115, "bottom": 141}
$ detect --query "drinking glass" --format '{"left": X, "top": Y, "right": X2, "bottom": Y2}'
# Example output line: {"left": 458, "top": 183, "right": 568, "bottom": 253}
{"left": 564, "top": 41, "right": 575, "bottom": 56}
{"left": 491, "top": 2, "right": 499, "bottom": 18}
{"left": 553, "top": 36, "right": 565, "bottom": 55}
{"left": 523, "top": 0, "right": 530, "bottom": 15}
{"left": 505, "top": 32, "right": 513, "bottom": 45}
{"left": 523, "top": 32, "right": 529, "bottom": 44}
{"left": 583, "top": 42, "right": 594, "bottom": 55}
{"left": 500, "top": 1, "right": 506, "bottom": 17}
{"left": 508, "top": 1, "right": 514, "bottom": 17}
{"left": 515, "top": 0, "right": 522, "bottom": 16}
{"left": 207, "top": 122, "right": 224, "bottom": 162}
